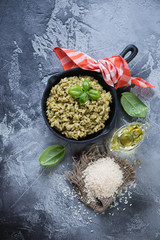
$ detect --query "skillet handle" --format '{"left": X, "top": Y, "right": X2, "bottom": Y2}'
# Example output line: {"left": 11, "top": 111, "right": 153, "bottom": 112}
{"left": 119, "top": 44, "right": 138, "bottom": 63}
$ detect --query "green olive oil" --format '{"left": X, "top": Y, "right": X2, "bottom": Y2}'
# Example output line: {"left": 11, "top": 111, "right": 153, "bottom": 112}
{"left": 110, "top": 123, "right": 146, "bottom": 152}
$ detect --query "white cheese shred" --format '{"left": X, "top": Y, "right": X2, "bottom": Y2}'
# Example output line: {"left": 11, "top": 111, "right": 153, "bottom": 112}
{"left": 82, "top": 157, "right": 124, "bottom": 203}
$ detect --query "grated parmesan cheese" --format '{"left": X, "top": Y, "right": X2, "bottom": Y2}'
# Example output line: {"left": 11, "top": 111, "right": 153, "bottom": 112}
{"left": 82, "top": 157, "right": 123, "bottom": 202}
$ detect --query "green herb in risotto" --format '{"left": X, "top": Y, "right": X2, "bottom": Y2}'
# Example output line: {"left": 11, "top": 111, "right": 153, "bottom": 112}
{"left": 68, "top": 79, "right": 101, "bottom": 104}
{"left": 46, "top": 75, "right": 112, "bottom": 140}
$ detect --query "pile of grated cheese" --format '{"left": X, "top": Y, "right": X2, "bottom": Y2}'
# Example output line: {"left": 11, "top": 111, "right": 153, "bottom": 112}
{"left": 82, "top": 157, "right": 124, "bottom": 202}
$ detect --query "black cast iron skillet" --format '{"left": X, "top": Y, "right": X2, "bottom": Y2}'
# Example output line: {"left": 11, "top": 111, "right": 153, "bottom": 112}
{"left": 42, "top": 44, "right": 138, "bottom": 143}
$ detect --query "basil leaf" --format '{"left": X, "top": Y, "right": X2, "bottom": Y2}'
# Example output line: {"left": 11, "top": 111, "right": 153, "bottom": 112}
{"left": 68, "top": 85, "right": 83, "bottom": 98}
{"left": 79, "top": 92, "right": 88, "bottom": 105}
{"left": 39, "top": 145, "right": 65, "bottom": 166}
{"left": 88, "top": 89, "right": 101, "bottom": 100}
{"left": 82, "top": 80, "right": 90, "bottom": 91}
{"left": 121, "top": 92, "right": 148, "bottom": 117}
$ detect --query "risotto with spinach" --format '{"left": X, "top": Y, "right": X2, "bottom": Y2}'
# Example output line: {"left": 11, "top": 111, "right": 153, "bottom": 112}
{"left": 46, "top": 75, "right": 112, "bottom": 139}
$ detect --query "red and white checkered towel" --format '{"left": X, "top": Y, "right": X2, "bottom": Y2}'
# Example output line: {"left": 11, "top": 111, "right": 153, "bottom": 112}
{"left": 53, "top": 47, "right": 154, "bottom": 89}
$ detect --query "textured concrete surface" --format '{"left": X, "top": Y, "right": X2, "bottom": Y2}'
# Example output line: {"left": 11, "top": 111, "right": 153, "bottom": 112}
{"left": 0, "top": 0, "right": 160, "bottom": 239}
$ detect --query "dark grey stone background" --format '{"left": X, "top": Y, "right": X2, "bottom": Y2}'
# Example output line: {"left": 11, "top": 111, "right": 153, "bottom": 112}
{"left": 0, "top": 0, "right": 160, "bottom": 239}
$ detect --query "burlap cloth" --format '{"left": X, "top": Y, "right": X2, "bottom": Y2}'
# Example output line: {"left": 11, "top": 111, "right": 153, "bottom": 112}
{"left": 65, "top": 144, "right": 135, "bottom": 212}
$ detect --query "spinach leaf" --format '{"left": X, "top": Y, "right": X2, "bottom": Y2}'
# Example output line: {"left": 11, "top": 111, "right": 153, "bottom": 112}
{"left": 88, "top": 89, "right": 101, "bottom": 100}
{"left": 39, "top": 145, "right": 65, "bottom": 166}
{"left": 79, "top": 92, "right": 88, "bottom": 104}
{"left": 68, "top": 85, "right": 83, "bottom": 98}
{"left": 121, "top": 92, "right": 148, "bottom": 117}
{"left": 82, "top": 80, "right": 90, "bottom": 91}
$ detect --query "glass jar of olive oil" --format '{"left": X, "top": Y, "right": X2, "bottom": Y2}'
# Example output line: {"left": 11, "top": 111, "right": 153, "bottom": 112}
{"left": 109, "top": 122, "right": 147, "bottom": 152}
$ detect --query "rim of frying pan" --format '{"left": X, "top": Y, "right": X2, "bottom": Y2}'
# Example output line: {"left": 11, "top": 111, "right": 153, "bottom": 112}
{"left": 42, "top": 44, "right": 138, "bottom": 143}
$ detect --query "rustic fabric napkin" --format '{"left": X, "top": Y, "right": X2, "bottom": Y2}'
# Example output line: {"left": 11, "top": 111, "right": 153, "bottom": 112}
{"left": 53, "top": 47, "right": 154, "bottom": 89}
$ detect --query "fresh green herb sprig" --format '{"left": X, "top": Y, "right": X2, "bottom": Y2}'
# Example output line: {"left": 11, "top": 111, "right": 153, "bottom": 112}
{"left": 68, "top": 80, "right": 101, "bottom": 105}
